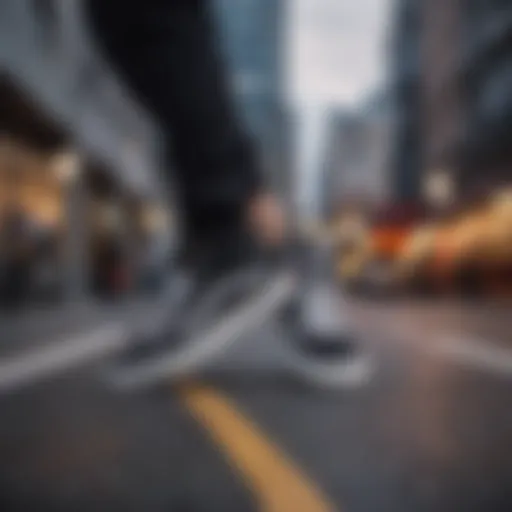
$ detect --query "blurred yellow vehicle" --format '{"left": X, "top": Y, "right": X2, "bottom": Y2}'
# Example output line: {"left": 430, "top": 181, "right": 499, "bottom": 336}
{"left": 396, "top": 188, "right": 512, "bottom": 296}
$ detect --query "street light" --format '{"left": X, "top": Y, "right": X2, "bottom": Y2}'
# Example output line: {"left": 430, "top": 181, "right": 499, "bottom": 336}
{"left": 492, "top": 188, "right": 512, "bottom": 214}
{"left": 51, "top": 150, "right": 80, "bottom": 184}
{"left": 142, "top": 204, "right": 169, "bottom": 234}
{"left": 424, "top": 169, "right": 455, "bottom": 208}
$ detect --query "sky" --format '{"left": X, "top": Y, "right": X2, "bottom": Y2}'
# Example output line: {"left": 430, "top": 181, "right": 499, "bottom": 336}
{"left": 287, "top": 0, "right": 392, "bottom": 218}
{"left": 288, "top": 0, "right": 392, "bottom": 109}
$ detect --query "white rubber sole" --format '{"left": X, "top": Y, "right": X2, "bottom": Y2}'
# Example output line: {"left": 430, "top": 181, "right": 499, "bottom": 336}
{"left": 284, "top": 349, "right": 374, "bottom": 390}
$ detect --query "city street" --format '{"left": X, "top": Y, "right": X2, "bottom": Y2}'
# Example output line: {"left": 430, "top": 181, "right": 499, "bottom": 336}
{"left": 1, "top": 0, "right": 511, "bottom": 510}
{"left": 0, "top": 298, "right": 511, "bottom": 512}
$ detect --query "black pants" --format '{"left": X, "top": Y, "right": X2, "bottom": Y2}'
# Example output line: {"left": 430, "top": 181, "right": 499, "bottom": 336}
{"left": 85, "top": 0, "right": 263, "bottom": 240}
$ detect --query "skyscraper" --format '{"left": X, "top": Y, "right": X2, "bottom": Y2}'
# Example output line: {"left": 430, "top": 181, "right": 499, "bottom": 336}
{"left": 390, "top": 0, "right": 512, "bottom": 206}
{"left": 389, "top": 0, "right": 423, "bottom": 202}
{"left": 321, "top": 91, "right": 393, "bottom": 219}
{"left": 213, "top": 0, "right": 288, "bottom": 192}
{"left": 460, "top": 0, "right": 512, "bottom": 194}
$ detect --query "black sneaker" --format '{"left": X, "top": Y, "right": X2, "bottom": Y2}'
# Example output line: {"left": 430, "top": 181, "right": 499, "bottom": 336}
{"left": 105, "top": 230, "right": 297, "bottom": 389}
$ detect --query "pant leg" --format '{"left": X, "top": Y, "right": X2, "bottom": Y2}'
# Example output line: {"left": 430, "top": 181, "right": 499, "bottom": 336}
{"left": 85, "top": 0, "right": 264, "bottom": 238}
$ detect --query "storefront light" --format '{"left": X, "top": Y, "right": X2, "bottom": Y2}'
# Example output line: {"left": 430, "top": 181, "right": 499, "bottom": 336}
{"left": 492, "top": 188, "right": 512, "bottom": 214}
{"left": 424, "top": 169, "right": 455, "bottom": 207}
{"left": 142, "top": 204, "right": 169, "bottom": 233}
{"left": 337, "top": 213, "right": 367, "bottom": 241}
{"left": 52, "top": 150, "right": 80, "bottom": 184}
{"left": 402, "top": 226, "right": 435, "bottom": 262}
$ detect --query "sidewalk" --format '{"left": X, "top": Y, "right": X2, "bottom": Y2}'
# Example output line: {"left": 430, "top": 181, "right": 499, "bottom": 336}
{"left": 0, "top": 297, "right": 167, "bottom": 359}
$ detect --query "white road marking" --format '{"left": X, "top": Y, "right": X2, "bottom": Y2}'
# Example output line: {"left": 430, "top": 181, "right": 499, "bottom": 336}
{"left": 0, "top": 324, "right": 127, "bottom": 393}
{"left": 390, "top": 321, "right": 512, "bottom": 378}
{"left": 432, "top": 336, "right": 512, "bottom": 377}
{"left": 348, "top": 303, "right": 512, "bottom": 378}
{"left": 2, "top": 295, "right": 509, "bottom": 394}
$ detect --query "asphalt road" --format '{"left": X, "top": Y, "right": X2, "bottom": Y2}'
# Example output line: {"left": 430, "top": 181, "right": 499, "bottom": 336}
{"left": 0, "top": 299, "right": 511, "bottom": 511}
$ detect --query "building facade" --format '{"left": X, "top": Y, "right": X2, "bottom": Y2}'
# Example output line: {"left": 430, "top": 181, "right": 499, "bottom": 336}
{"left": 0, "top": 0, "right": 167, "bottom": 301}
{"left": 0, "top": 0, "right": 163, "bottom": 197}
{"left": 213, "top": 0, "right": 289, "bottom": 193}
{"left": 321, "top": 113, "right": 364, "bottom": 218}
{"left": 389, "top": 0, "right": 423, "bottom": 202}
{"left": 460, "top": 0, "right": 512, "bottom": 194}
{"left": 422, "top": 0, "right": 464, "bottom": 189}
{"left": 390, "top": 0, "right": 512, "bottom": 207}
{"left": 321, "top": 92, "right": 393, "bottom": 219}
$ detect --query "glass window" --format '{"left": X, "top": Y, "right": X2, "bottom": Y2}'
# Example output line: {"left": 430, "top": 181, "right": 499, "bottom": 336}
{"left": 32, "top": 0, "right": 58, "bottom": 50}
{"left": 477, "top": 60, "right": 512, "bottom": 120}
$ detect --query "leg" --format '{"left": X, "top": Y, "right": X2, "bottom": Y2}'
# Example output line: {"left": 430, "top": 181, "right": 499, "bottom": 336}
{"left": 85, "top": 0, "right": 263, "bottom": 241}
{"left": 84, "top": 0, "right": 298, "bottom": 389}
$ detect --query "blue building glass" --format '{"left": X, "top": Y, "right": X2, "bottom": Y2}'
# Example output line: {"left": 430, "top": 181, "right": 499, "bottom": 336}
{"left": 213, "top": 0, "right": 282, "bottom": 142}
{"left": 390, "top": 0, "right": 423, "bottom": 201}
{"left": 213, "top": 0, "right": 289, "bottom": 193}
{"left": 459, "top": 0, "right": 512, "bottom": 185}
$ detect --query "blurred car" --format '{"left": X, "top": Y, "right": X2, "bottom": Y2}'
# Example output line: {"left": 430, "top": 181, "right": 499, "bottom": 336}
{"left": 396, "top": 188, "right": 512, "bottom": 297}
{"left": 335, "top": 212, "right": 409, "bottom": 296}
{"left": 395, "top": 224, "right": 437, "bottom": 294}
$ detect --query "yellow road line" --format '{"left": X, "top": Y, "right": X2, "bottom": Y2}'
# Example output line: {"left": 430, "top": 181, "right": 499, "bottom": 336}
{"left": 179, "top": 383, "right": 337, "bottom": 512}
